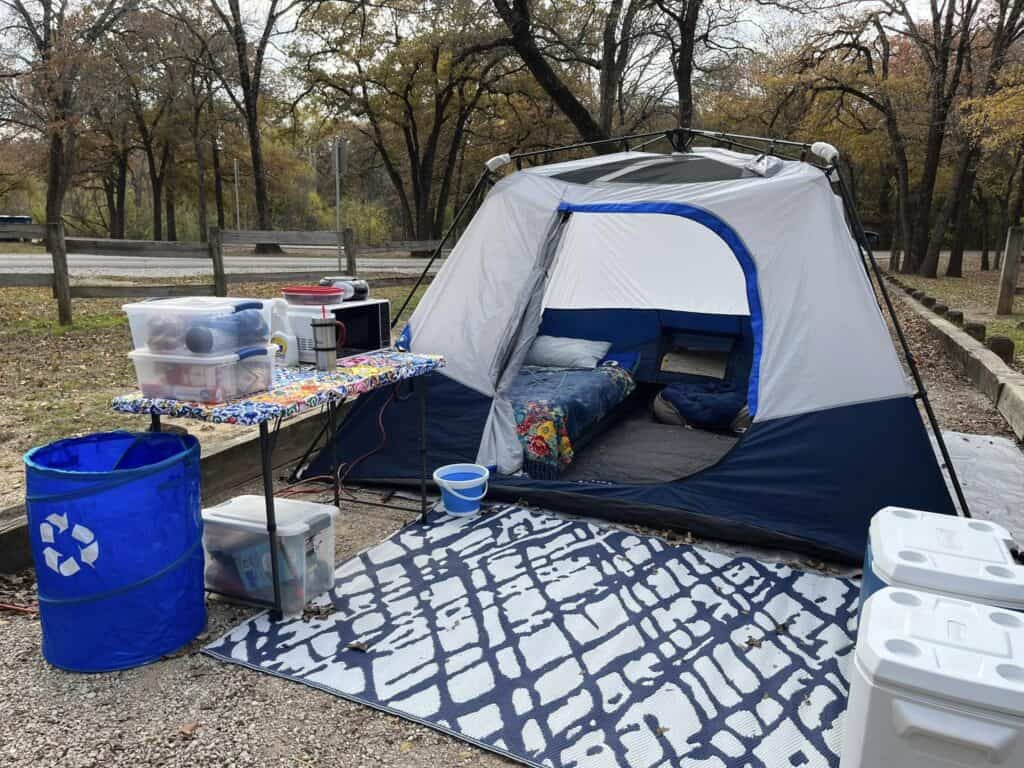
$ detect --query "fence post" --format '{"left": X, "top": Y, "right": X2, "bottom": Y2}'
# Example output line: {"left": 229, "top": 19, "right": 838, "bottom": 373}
{"left": 47, "top": 221, "right": 72, "bottom": 325}
{"left": 997, "top": 225, "right": 1022, "bottom": 315}
{"left": 208, "top": 226, "right": 226, "bottom": 296}
{"left": 343, "top": 227, "right": 358, "bottom": 276}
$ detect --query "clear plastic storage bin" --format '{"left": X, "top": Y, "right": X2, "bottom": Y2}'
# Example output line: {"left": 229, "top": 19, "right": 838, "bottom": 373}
{"left": 201, "top": 496, "right": 338, "bottom": 616}
{"left": 123, "top": 297, "right": 272, "bottom": 356}
{"left": 128, "top": 345, "right": 274, "bottom": 403}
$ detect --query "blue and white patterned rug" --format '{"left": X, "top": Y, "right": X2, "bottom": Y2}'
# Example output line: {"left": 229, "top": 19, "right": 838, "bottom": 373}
{"left": 205, "top": 506, "right": 858, "bottom": 768}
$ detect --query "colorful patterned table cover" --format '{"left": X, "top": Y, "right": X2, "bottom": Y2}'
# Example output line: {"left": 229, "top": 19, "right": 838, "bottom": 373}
{"left": 111, "top": 350, "right": 445, "bottom": 426}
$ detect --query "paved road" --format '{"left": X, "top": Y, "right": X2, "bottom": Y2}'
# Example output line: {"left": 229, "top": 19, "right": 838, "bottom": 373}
{"left": 0, "top": 252, "right": 442, "bottom": 278}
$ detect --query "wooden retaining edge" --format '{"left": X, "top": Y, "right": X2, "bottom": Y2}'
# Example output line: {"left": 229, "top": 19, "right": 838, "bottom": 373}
{"left": 0, "top": 403, "right": 349, "bottom": 574}
{"left": 886, "top": 276, "right": 1024, "bottom": 441}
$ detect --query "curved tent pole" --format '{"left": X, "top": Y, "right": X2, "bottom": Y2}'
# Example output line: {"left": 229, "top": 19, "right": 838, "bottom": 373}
{"left": 506, "top": 127, "right": 822, "bottom": 167}
{"left": 830, "top": 164, "right": 971, "bottom": 518}
{"left": 391, "top": 169, "right": 496, "bottom": 330}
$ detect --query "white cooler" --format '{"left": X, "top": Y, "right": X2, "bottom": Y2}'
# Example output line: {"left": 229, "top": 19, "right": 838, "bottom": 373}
{"left": 861, "top": 507, "right": 1024, "bottom": 611}
{"left": 842, "top": 587, "right": 1024, "bottom": 767}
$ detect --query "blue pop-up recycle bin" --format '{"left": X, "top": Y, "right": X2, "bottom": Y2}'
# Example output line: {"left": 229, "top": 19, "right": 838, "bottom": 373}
{"left": 23, "top": 431, "right": 206, "bottom": 672}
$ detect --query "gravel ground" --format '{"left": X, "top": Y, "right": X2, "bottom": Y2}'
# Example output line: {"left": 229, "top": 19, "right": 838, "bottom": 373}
{"left": 881, "top": 281, "right": 1016, "bottom": 439}
{"left": 1, "top": 487, "right": 514, "bottom": 768}
{"left": 1, "top": 276, "right": 1018, "bottom": 768}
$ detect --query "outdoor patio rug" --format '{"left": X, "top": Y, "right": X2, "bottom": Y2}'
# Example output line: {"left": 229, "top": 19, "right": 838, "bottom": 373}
{"left": 205, "top": 505, "right": 858, "bottom": 768}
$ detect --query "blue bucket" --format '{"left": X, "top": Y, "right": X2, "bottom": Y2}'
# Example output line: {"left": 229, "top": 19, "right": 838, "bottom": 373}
{"left": 433, "top": 463, "right": 489, "bottom": 516}
{"left": 23, "top": 431, "right": 206, "bottom": 672}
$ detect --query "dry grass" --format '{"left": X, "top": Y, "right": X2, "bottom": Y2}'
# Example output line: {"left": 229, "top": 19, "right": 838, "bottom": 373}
{"left": 891, "top": 252, "right": 1024, "bottom": 370}
{"left": 0, "top": 280, "right": 426, "bottom": 511}
{"left": 0, "top": 241, "right": 45, "bottom": 254}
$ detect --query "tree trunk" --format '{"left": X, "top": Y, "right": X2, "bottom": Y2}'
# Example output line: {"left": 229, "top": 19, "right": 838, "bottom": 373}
{"left": 165, "top": 190, "right": 177, "bottom": 242}
{"left": 946, "top": 191, "right": 969, "bottom": 278}
{"left": 194, "top": 136, "right": 208, "bottom": 242}
{"left": 212, "top": 139, "right": 226, "bottom": 229}
{"left": 150, "top": 175, "right": 163, "bottom": 241}
{"left": 45, "top": 132, "right": 69, "bottom": 225}
{"left": 977, "top": 190, "right": 991, "bottom": 271}
{"left": 103, "top": 177, "right": 117, "bottom": 237}
{"left": 113, "top": 152, "right": 127, "bottom": 239}
{"left": 923, "top": 143, "right": 976, "bottom": 278}
{"left": 246, "top": 109, "right": 271, "bottom": 231}
{"left": 890, "top": 207, "right": 902, "bottom": 273}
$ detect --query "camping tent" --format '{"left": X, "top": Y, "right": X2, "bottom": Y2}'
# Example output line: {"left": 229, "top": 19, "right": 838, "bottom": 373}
{"left": 305, "top": 145, "right": 956, "bottom": 562}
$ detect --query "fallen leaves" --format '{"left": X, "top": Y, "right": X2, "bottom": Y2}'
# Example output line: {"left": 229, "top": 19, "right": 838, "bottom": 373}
{"left": 178, "top": 721, "right": 200, "bottom": 739}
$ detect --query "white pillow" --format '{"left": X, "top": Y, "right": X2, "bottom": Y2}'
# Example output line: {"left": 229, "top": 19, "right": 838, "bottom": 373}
{"left": 524, "top": 335, "right": 611, "bottom": 369}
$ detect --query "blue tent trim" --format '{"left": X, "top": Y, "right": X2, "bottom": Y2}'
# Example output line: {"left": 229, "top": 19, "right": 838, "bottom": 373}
{"left": 306, "top": 381, "right": 954, "bottom": 563}
{"left": 557, "top": 201, "right": 764, "bottom": 416}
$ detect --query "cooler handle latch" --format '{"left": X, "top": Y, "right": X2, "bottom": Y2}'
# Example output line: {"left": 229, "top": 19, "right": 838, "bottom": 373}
{"left": 893, "top": 699, "right": 1017, "bottom": 763}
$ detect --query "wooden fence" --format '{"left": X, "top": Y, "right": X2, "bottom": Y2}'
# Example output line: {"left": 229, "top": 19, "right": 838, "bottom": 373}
{"left": 0, "top": 222, "right": 441, "bottom": 324}
{"left": 997, "top": 225, "right": 1024, "bottom": 315}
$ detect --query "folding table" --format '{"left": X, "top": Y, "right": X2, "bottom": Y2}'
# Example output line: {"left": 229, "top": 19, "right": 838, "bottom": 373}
{"left": 112, "top": 349, "right": 444, "bottom": 620}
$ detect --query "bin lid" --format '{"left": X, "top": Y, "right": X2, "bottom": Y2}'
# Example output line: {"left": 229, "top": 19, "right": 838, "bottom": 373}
{"left": 123, "top": 297, "right": 264, "bottom": 314}
{"left": 857, "top": 588, "right": 1024, "bottom": 717}
{"left": 869, "top": 506, "right": 1024, "bottom": 610}
{"left": 202, "top": 495, "right": 338, "bottom": 536}
{"left": 128, "top": 345, "right": 274, "bottom": 364}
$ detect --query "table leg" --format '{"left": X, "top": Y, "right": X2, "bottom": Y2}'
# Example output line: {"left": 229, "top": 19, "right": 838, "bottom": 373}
{"left": 417, "top": 376, "right": 428, "bottom": 523}
{"left": 150, "top": 413, "right": 161, "bottom": 433}
{"left": 259, "top": 421, "right": 284, "bottom": 622}
{"left": 328, "top": 399, "right": 340, "bottom": 508}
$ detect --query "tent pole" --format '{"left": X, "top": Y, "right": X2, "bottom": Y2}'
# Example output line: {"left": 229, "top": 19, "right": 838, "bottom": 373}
{"left": 391, "top": 169, "right": 495, "bottom": 330}
{"left": 831, "top": 165, "right": 971, "bottom": 517}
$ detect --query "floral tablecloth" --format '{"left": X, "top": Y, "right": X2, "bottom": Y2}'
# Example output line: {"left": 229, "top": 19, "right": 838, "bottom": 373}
{"left": 111, "top": 350, "right": 444, "bottom": 426}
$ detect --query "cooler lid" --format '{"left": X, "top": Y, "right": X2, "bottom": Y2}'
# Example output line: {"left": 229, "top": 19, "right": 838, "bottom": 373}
{"left": 869, "top": 506, "right": 1024, "bottom": 609}
{"left": 858, "top": 588, "right": 1024, "bottom": 717}
{"left": 203, "top": 495, "right": 338, "bottom": 535}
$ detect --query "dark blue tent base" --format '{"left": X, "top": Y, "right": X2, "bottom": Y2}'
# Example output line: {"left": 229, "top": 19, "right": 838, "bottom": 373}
{"left": 300, "top": 375, "right": 954, "bottom": 564}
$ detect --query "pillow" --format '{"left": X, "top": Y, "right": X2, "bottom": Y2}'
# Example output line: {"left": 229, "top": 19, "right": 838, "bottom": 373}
{"left": 524, "top": 335, "right": 611, "bottom": 369}
{"left": 600, "top": 351, "right": 640, "bottom": 373}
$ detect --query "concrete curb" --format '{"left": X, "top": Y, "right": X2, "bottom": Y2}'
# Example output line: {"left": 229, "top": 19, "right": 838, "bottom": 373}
{"left": 0, "top": 403, "right": 348, "bottom": 573}
{"left": 884, "top": 275, "right": 1024, "bottom": 440}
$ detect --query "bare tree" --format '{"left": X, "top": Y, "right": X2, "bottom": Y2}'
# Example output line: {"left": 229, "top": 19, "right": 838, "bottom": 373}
{"left": 0, "top": 0, "right": 137, "bottom": 224}
{"left": 801, "top": 0, "right": 980, "bottom": 275}
{"left": 297, "top": 0, "right": 514, "bottom": 241}
{"left": 924, "top": 0, "right": 1024, "bottom": 277}
{"left": 492, "top": 0, "right": 661, "bottom": 150}
{"left": 205, "top": 0, "right": 306, "bottom": 232}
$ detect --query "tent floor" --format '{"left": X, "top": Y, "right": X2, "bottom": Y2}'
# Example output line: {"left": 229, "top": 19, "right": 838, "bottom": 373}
{"left": 561, "top": 407, "right": 739, "bottom": 484}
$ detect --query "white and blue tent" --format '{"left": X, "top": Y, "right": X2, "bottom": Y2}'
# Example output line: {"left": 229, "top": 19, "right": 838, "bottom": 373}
{"left": 307, "top": 137, "right": 960, "bottom": 562}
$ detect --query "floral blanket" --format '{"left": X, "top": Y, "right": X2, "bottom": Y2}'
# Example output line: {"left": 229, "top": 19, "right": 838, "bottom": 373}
{"left": 507, "top": 364, "right": 635, "bottom": 472}
{"left": 112, "top": 350, "right": 444, "bottom": 426}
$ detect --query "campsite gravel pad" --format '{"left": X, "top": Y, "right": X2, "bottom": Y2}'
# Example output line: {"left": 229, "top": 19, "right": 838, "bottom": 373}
{"left": 206, "top": 505, "right": 858, "bottom": 768}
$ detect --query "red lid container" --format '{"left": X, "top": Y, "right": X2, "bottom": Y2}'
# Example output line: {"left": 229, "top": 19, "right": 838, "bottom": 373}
{"left": 281, "top": 285, "right": 343, "bottom": 306}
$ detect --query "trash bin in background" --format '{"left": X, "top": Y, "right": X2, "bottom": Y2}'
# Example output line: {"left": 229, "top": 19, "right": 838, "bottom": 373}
{"left": 23, "top": 431, "right": 205, "bottom": 672}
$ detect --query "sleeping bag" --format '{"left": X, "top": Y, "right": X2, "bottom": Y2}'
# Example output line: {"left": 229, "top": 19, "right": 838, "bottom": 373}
{"left": 654, "top": 380, "right": 747, "bottom": 430}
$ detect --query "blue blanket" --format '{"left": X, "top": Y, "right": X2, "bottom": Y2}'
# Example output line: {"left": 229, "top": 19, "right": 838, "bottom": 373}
{"left": 506, "top": 365, "right": 635, "bottom": 471}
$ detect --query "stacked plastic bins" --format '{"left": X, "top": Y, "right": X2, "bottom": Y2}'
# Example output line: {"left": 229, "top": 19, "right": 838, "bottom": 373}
{"left": 841, "top": 507, "right": 1024, "bottom": 767}
{"left": 123, "top": 298, "right": 275, "bottom": 403}
{"left": 201, "top": 496, "right": 339, "bottom": 616}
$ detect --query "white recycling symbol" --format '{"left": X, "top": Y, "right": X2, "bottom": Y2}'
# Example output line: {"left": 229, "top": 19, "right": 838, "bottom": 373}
{"left": 38, "top": 513, "right": 99, "bottom": 577}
